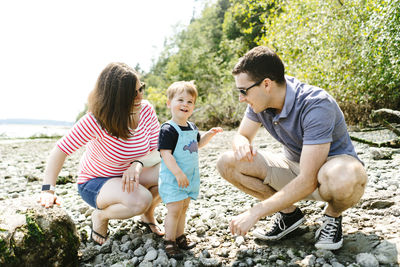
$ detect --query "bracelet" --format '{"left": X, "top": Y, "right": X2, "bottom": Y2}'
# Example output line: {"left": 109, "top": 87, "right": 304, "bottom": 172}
{"left": 131, "top": 160, "right": 144, "bottom": 167}
{"left": 41, "top": 184, "right": 56, "bottom": 191}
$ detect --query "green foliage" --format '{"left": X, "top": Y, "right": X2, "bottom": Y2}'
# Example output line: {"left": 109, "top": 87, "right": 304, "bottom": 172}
{"left": 146, "top": 86, "right": 169, "bottom": 124}
{"left": 223, "top": 0, "right": 276, "bottom": 49}
{"left": 144, "top": 0, "right": 400, "bottom": 127}
{"left": 145, "top": 0, "right": 246, "bottom": 129}
{"left": 75, "top": 0, "right": 399, "bottom": 127}
{"left": 257, "top": 0, "right": 400, "bottom": 124}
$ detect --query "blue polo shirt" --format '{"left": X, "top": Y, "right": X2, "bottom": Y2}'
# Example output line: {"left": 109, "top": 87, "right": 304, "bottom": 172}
{"left": 246, "top": 76, "right": 361, "bottom": 163}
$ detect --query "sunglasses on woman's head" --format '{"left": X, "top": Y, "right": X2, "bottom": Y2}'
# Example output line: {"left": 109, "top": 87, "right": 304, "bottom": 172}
{"left": 237, "top": 78, "right": 265, "bottom": 96}
{"left": 138, "top": 83, "right": 146, "bottom": 93}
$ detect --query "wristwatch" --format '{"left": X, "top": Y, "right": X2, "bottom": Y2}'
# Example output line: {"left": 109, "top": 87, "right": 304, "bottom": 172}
{"left": 41, "top": 184, "right": 56, "bottom": 191}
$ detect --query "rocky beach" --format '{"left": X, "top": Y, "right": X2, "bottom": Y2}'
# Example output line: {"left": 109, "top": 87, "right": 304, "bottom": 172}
{"left": 0, "top": 128, "right": 399, "bottom": 267}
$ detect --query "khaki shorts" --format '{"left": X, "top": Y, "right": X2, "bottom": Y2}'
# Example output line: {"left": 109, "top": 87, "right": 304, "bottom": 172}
{"left": 261, "top": 152, "right": 325, "bottom": 201}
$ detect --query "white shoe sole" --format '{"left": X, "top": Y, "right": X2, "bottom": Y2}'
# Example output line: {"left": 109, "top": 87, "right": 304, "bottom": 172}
{"left": 253, "top": 217, "right": 305, "bottom": 241}
{"left": 315, "top": 238, "right": 343, "bottom": 250}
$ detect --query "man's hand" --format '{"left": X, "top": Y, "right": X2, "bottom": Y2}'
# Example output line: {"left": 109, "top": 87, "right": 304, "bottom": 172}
{"left": 234, "top": 143, "right": 257, "bottom": 162}
{"left": 229, "top": 209, "right": 259, "bottom": 236}
{"left": 37, "top": 191, "right": 61, "bottom": 208}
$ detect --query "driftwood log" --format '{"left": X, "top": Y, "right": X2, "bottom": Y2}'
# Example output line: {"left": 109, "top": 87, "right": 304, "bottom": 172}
{"left": 350, "top": 108, "right": 400, "bottom": 148}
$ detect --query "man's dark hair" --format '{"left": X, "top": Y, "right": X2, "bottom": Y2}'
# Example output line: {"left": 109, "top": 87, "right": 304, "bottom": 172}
{"left": 232, "top": 46, "right": 285, "bottom": 84}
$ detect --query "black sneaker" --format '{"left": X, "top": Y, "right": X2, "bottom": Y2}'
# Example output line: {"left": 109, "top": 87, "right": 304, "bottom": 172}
{"left": 253, "top": 207, "right": 305, "bottom": 240}
{"left": 315, "top": 215, "right": 343, "bottom": 250}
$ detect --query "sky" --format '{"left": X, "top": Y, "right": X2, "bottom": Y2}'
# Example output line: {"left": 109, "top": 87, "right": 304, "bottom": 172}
{"left": 0, "top": 0, "right": 205, "bottom": 122}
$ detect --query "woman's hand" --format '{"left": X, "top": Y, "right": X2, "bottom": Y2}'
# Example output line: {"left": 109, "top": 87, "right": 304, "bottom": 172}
{"left": 122, "top": 162, "right": 142, "bottom": 193}
{"left": 38, "top": 191, "right": 61, "bottom": 208}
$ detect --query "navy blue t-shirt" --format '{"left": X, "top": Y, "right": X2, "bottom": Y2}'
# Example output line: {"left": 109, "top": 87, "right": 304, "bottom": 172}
{"left": 158, "top": 122, "right": 201, "bottom": 154}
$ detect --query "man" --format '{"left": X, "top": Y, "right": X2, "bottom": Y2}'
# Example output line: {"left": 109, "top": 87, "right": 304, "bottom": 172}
{"left": 217, "top": 46, "right": 367, "bottom": 250}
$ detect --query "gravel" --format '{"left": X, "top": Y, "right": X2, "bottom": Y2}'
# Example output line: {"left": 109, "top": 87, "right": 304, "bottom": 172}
{"left": 1, "top": 127, "right": 399, "bottom": 266}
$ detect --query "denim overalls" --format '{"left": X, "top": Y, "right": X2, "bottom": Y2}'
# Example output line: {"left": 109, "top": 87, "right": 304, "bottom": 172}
{"left": 159, "top": 120, "right": 200, "bottom": 203}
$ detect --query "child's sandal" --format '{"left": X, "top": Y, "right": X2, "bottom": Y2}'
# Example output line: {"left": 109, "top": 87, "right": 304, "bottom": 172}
{"left": 176, "top": 234, "right": 196, "bottom": 250}
{"left": 164, "top": 240, "right": 184, "bottom": 260}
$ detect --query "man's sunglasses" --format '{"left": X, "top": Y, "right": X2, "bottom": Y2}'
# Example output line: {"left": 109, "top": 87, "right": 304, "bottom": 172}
{"left": 237, "top": 78, "right": 265, "bottom": 96}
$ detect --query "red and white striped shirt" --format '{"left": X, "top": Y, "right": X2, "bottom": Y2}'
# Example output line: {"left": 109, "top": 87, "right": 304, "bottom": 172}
{"left": 57, "top": 100, "right": 160, "bottom": 184}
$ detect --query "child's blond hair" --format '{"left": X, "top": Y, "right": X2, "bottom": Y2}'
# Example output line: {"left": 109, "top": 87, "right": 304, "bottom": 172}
{"left": 166, "top": 81, "right": 198, "bottom": 102}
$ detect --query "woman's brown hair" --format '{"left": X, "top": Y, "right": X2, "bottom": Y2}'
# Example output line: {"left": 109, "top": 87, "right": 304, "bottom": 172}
{"left": 88, "top": 62, "right": 139, "bottom": 140}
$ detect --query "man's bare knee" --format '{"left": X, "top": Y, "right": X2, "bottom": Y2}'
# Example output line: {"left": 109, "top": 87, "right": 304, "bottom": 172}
{"left": 319, "top": 158, "right": 367, "bottom": 202}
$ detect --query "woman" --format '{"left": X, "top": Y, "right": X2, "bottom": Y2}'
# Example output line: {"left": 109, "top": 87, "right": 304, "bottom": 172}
{"left": 38, "top": 62, "right": 164, "bottom": 245}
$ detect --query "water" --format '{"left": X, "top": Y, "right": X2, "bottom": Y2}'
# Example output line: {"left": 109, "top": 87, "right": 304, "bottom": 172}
{"left": 0, "top": 124, "right": 71, "bottom": 140}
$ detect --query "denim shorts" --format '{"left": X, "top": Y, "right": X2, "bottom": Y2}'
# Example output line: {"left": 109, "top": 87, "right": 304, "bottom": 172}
{"left": 77, "top": 177, "right": 114, "bottom": 209}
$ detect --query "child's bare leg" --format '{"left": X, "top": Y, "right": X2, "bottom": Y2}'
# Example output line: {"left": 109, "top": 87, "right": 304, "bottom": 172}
{"left": 165, "top": 200, "right": 184, "bottom": 241}
{"left": 176, "top": 197, "right": 190, "bottom": 237}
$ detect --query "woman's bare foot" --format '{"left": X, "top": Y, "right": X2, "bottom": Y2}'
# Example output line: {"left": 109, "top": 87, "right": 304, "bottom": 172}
{"left": 91, "top": 209, "right": 109, "bottom": 245}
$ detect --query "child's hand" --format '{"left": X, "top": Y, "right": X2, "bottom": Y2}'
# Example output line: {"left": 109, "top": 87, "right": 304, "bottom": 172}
{"left": 209, "top": 127, "right": 223, "bottom": 135}
{"left": 176, "top": 172, "right": 189, "bottom": 188}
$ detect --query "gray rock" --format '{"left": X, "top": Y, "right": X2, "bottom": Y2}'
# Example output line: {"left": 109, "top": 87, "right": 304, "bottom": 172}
{"left": 120, "top": 241, "right": 132, "bottom": 252}
{"left": 356, "top": 253, "right": 379, "bottom": 267}
{"left": 134, "top": 246, "right": 146, "bottom": 257}
{"left": 112, "top": 241, "right": 121, "bottom": 253}
{"left": 121, "top": 234, "right": 130, "bottom": 243}
{"left": 184, "top": 261, "right": 194, "bottom": 267}
{"left": 373, "top": 240, "right": 399, "bottom": 264}
{"left": 0, "top": 197, "right": 79, "bottom": 267}
{"left": 99, "top": 240, "right": 112, "bottom": 254}
{"left": 143, "top": 248, "right": 158, "bottom": 261}
{"left": 370, "top": 147, "right": 393, "bottom": 160}
{"left": 331, "top": 262, "right": 345, "bottom": 267}
{"left": 153, "top": 253, "right": 169, "bottom": 267}
{"left": 169, "top": 258, "right": 178, "bottom": 267}
{"left": 138, "top": 261, "right": 153, "bottom": 267}
{"left": 235, "top": 236, "right": 245, "bottom": 246}
{"left": 315, "top": 249, "right": 335, "bottom": 260}
{"left": 130, "top": 257, "right": 139, "bottom": 266}
{"left": 196, "top": 226, "right": 207, "bottom": 236}
{"left": 202, "top": 249, "right": 211, "bottom": 258}
{"left": 81, "top": 246, "right": 100, "bottom": 261}
{"left": 316, "top": 257, "right": 326, "bottom": 265}
{"left": 92, "top": 254, "right": 103, "bottom": 265}
{"left": 301, "top": 255, "right": 316, "bottom": 267}
{"left": 199, "top": 257, "right": 221, "bottom": 267}
{"left": 131, "top": 236, "right": 143, "bottom": 249}
{"left": 245, "top": 257, "right": 254, "bottom": 266}
{"left": 110, "top": 262, "right": 125, "bottom": 267}
{"left": 143, "top": 238, "right": 156, "bottom": 250}
{"left": 276, "top": 259, "right": 286, "bottom": 266}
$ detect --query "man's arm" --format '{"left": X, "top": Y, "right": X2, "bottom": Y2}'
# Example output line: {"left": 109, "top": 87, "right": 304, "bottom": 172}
{"left": 233, "top": 116, "right": 261, "bottom": 161}
{"left": 229, "top": 142, "right": 330, "bottom": 236}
